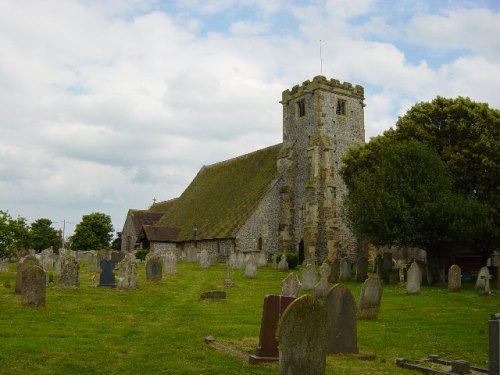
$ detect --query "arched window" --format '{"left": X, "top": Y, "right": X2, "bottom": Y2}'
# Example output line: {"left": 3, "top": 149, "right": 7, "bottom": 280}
{"left": 258, "top": 237, "right": 263, "bottom": 251}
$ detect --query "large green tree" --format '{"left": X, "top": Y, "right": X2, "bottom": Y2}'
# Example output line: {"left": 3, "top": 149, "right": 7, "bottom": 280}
{"left": 0, "top": 211, "right": 30, "bottom": 258}
{"left": 69, "top": 212, "right": 114, "bottom": 250}
{"left": 29, "top": 218, "right": 61, "bottom": 252}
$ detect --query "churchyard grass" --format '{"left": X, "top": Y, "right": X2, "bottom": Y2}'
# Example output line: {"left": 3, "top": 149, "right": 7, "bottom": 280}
{"left": 0, "top": 262, "right": 498, "bottom": 374}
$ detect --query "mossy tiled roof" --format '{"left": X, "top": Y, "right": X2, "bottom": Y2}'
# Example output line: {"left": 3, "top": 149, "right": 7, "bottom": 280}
{"left": 148, "top": 198, "right": 178, "bottom": 213}
{"left": 128, "top": 210, "right": 165, "bottom": 236}
{"left": 158, "top": 143, "right": 282, "bottom": 241}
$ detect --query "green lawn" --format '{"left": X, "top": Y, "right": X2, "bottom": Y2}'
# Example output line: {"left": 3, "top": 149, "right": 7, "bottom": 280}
{"left": 0, "top": 262, "right": 498, "bottom": 374}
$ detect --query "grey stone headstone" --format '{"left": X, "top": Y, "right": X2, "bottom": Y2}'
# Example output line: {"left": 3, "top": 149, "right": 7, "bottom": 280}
{"left": 59, "top": 256, "right": 80, "bottom": 289}
{"left": 21, "top": 265, "right": 46, "bottom": 306}
{"left": 98, "top": 259, "right": 116, "bottom": 287}
{"left": 15, "top": 255, "right": 40, "bottom": 294}
{"left": 257, "top": 251, "right": 268, "bottom": 267}
{"left": 324, "top": 284, "right": 358, "bottom": 354}
{"left": 117, "top": 254, "right": 138, "bottom": 289}
{"left": 282, "top": 272, "right": 302, "bottom": 298}
{"left": 339, "top": 257, "right": 352, "bottom": 282}
{"left": 199, "top": 249, "right": 210, "bottom": 269}
{"left": 278, "top": 256, "right": 288, "bottom": 272}
{"left": 406, "top": 262, "right": 422, "bottom": 294}
{"left": 355, "top": 257, "right": 368, "bottom": 282}
{"left": 475, "top": 266, "right": 490, "bottom": 289}
{"left": 329, "top": 259, "right": 340, "bottom": 283}
{"left": 448, "top": 264, "right": 461, "bottom": 292}
{"left": 0, "top": 259, "right": 9, "bottom": 273}
{"left": 314, "top": 262, "right": 331, "bottom": 298}
{"left": 146, "top": 256, "right": 162, "bottom": 282}
{"left": 300, "top": 264, "right": 318, "bottom": 290}
{"left": 163, "top": 251, "right": 177, "bottom": 276}
{"left": 277, "top": 295, "right": 327, "bottom": 375}
{"left": 245, "top": 259, "right": 257, "bottom": 278}
{"left": 489, "top": 313, "right": 500, "bottom": 375}
{"left": 382, "top": 252, "right": 393, "bottom": 273}
{"left": 358, "top": 275, "right": 383, "bottom": 320}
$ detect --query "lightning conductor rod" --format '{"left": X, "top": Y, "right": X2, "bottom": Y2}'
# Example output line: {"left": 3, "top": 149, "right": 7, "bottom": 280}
{"left": 319, "top": 39, "right": 323, "bottom": 74}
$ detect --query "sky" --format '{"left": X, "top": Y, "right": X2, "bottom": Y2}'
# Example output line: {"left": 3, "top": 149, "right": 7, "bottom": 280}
{"left": 1, "top": 0, "right": 499, "bottom": 239}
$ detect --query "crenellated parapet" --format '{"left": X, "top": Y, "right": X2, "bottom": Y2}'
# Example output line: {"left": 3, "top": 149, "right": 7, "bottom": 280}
{"left": 282, "top": 75, "right": 364, "bottom": 102}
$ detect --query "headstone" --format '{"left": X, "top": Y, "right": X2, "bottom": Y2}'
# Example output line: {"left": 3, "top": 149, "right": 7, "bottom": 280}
{"left": 480, "top": 274, "right": 492, "bottom": 296}
{"left": 339, "top": 257, "right": 352, "bottom": 282}
{"left": 245, "top": 259, "right": 257, "bottom": 278}
{"left": 489, "top": 313, "right": 500, "bottom": 375}
{"left": 300, "top": 264, "right": 318, "bottom": 290}
{"left": 146, "top": 256, "right": 162, "bottom": 282}
{"left": 475, "top": 266, "right": 490, "bottom": 289}
{"left": 324, "top": 284, "right": 358, "bottom": 354}
{"left": 282, "top": 272, "right": 302, "bottom": 298}
{"left": 277, "top": 295, "right": 328, "bottom": 375}
{"left": 227, "top": 253, "right": 237, "bottom": 269}
{"left": 199, "top": 249, "right": 210, "bottom": 269}
{"left": 200, "top": 290, "right": 226, "bottom": 300}
{"left": 0, "top": 259, "right": 8, "bottom": 273}
{"left": 252, "top": 295, "right": 295, "bottom": 360}
{"left": 278, "top": 256, "right": 288, "bottom": 272}
{"left": 235, "top": 253, "right": 245, "bottom": 269}
{"left": 21, "top": 265, "right": 46, "bottom": 306}
{"left": 448, "top": 264, "right": 461, "bottom": 292}
{"left": 272, "top": 254, "right": 279, "bottom": 268}
{"left": 257, "top": 251, "right": 268, "bottom": 267}
{"left": 15, "top": 255, "right": 40, "bottom": 294}
{"left": 186, "top": 247, "right": 198, "bottom": 262}
{"left": 406, "top": 261, "right": 422, "bottom": 294}
{"left": 59, "top": 256, "right": 80, "bottom": 289}
{"left": 117, "top": 254, "right": 138, "bottom": 289}
{"left": 163, "top": 251, "right": 177, "bottom": 276}
{"left": 357, "top": 275, "right": 383, "bottom": 319}
{"left": 395, "top": 260, "right": 406, "bottom": 283}
{"left": 329, "top": 259, "right": 340, "bottom": 283}
{"left": 355, "top": 257, "right": 368, "bottom": 282}
{"left": 314, "top": 262, "right": 331, "bottom": 298}
{"left": 382, "top": 252, "right": 393, "bottom": 273}
{"left": 98, "top": 259, "right": 116, "bottom": 287}
{"left": 374, "top": 254, "right": 383, "bottom": 277}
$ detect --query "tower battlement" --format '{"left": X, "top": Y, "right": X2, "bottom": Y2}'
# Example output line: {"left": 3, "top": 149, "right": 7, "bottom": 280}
{"left": 282, "top": 75, "right": 364, "bottom": 102}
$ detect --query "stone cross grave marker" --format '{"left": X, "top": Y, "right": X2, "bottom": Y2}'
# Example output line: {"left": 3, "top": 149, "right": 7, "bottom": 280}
{"left": 324, "top": 284, "right": 358, "bottom": 354}
{"left": 406, "top": 261, "right": 422, "bottom": 294}
{"left": 59, "top": 256, "right": 80, "bottom": 289}
{"left": 357, "top": 275, "right": 383, "bottom": 320}
{"left": 21, "top": 265, "right": 46, "bottom": 306}
{"left": 98, "top": 259, "right": 116, "bottom": 287}
{"left": 314, "top": 262, "right": 331, "bottom": 298}
{"left": 339, "top": 257, "right": 352, "bottom": 282}
{"left": 117, "top": 254, "right": 138, "bottom": 289}
{"left": 146, "top": 256, "right": 162, "bottom": 282}
{"left": 355, "top": 257, "right": 368, "bottom": 282}
{"left": 300, "top": 264, "right": 318, "bottom": 290}
{"left": 475, "top": 266, "right": 490, "bottom": 289}
{"left": 281, "top": 272, "right": 301, "bottom": 298}
{"left": 448, "top": 264, "right": 461, "bottom": 292}
{"left": 277, "top": 295, "right": 328, "bottom": 375}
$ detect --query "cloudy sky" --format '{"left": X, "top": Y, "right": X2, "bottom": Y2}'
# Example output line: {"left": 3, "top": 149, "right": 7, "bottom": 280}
{"left": 1, "top": 0, "right": 499, "bottom": 238}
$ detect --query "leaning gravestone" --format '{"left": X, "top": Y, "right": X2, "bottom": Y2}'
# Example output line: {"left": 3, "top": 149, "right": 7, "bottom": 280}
{"left": 278, "top": 256, "right": 288, "bottom": 272}
{"left": 314, "top": 262, "right": 331, "bottom": 298}
{"left": 324, "top": 284, "right": 358, "bottom": 354}
{"left": 146, "top": 256, "right": 162, "bottom": 282}
{"left": 98, "top": 259, "right": 116, "bottom": 287}
{"left": 339, "top": 257, "right": 352, "bottom": 282}
{"left": 117, "top": 254, "right": 138, "bottom": 289}
{"left": 406, "top": 261, "right": 422, "bottom": 294}
{"left": 277, "top": 295, "right": 328, "bottom": 375}
{"left": 448, "top": 264, "right": 461, "bottom": 292}
{"left": 357, "top": 275, "right": 383, "bottom": 319}
{"left": 199, "top": 250, "right": 210, "bottom": 269}
{"left": 245, "top": 259, "right": 257, "bottom": 278}
{"left": 59, "top": 256, "right": 80, "bottom": 289}
{"left": 475, "top": 266, "right": 490, "bottom": 289}
{"left": 163, "top": 251, "right": 177, "bottom": 276}
{"left": 329, "top": 258, "right": 340, "bottom": 283}
{"left": 282, "top": 272, "right": 302, "bottom": 298}
{"left": 15, "top": 255, "right": 40, "bottom": 294}
{"left": 355, "top": 257, "right": 369, "bottom": 282}
{"left": 21, "top": 265, "right": 46, "bottom": 306}
{"left": 300, "top": 264, "right": 318, "bottom": 290}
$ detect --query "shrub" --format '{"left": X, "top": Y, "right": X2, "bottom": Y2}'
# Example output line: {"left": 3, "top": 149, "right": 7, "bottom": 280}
{"left": 135, "top": 250, "right": 149, "bottom": 261}
{"left": 279, "top": 253, "right": 298, "bottom": 269}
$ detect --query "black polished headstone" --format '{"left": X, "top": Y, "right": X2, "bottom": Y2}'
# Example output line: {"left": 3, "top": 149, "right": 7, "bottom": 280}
{"left": 490, "top": 313, "right": 500, "bottom": 375}
{"left": 98, "top": 259, "right": 116, "bottom": 288}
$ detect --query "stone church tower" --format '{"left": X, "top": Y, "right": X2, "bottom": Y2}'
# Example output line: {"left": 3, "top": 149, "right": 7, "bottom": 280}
{"left": 278, "top": 75, "right": 365, "bottom": 263}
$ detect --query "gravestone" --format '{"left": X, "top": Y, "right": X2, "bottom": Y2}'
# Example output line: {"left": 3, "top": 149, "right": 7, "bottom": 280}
{"left": 199, "top": 250, "right": 210, "bottom": 269}
{"left": 277, "top": 295, "right": 328, "bottom": 375}
{"left": 15, "top": 255, "right": 40, "bottom": 294}
{"left": 406, "top": 261, "right": 422, "bottom": 294}
{"left": 245, "top": 259, "right": 257, "bottom": 278}
{"left": 98, "top": 259, "right": 116, "bottom": 287}
{"left": 117, "top": 254, "right": 138, "bottom": 289}
{"left": 373, "top": 255, "right": 383, "bottom": 278}
{"left": 163, "top": 251, "right": 177, "bottom": 276}
{"left": 272, "top": 254, "right": 279, "bottom": 268}
{"left": 278, "top": 256, "right": 288, "bottom": 272}
{"left": 300, "top": 264, "right": 318, "bottom": 290}
{"left": 146, "top": 256, "right": 162, "bottom": 282}
{"left": 281, "top": 272, "right": 302, "bottom": 298}
{"left": 355, "top": 257, "right": 369, "bottom": 282}
{"left": 489, "top": 313, "right": 500, "bottom": 375}
{"left": 382, "top": 252, "right": 393, "bottom": 273}
{"left": 0, "top": 259, "right": 8, "bottom": 273}
{"left": 448, "top": 264, "right": 461, "bottom": 292}
{"left": 21, "top": 265, "right": 46, "bottom": 306}
{"left": 329, "top": 259, "right": 340, "bottom": 283}
{"left": 480, "top": 274, "right": 492, "bottom": 296}
{"left": 339, "top": 257, "right": 352, "bottom": 282}
{"left": 314, "top": 262, "right": 331, "bottom": 298}
{"left": 252, "top": 295, "right": 295, "bottom": 360}
{"left": 186, "top": 247, "right": 198, "bottom": 262}
{"left": 227, "top": 253, "right": 237, "bottom": 269}
{"left": 257, "top": 251, "right": 268, "bottom": 267}
{"left": 235, "top": 253, "right": 245, "bottom": 269}
{"left": 324, "top": 284, "right": 358, "bottom": 354}
{"left": 357, "top": 275, "right": 383, "bottom": 319}
{"left": 59, "top": 256, "right": 80, "bottom": 289}
{"left": 200, "top": 290, "right": 226, "bottom": 300}
{"left": 475, "top": 266, "right": 490, "bottom": 289}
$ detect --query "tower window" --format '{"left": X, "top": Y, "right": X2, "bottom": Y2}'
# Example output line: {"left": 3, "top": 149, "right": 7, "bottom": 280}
{"left": 258, "top": 237, "right": 263, "bottom": 251}
{"left": 336, "top": 99, "right": 346, "bottom": 116}
{"left": 297, "top": 99, "right": 306, "bottom": 117}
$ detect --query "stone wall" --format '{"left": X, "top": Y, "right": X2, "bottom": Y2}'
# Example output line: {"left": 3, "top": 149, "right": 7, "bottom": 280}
{"left": 121, "top": 214, "right": 136, "bottom": 252}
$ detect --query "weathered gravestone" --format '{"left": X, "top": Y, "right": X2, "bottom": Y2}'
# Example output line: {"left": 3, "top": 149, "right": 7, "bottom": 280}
{"left": 277, "top": 295, "right": 328, "bottom": 375}
{"left": 257, "top": 251, "right": 268, "bottom": 267}
{"left": 117, "top": 254, "right": 138, "bottom": 289}
{"left": 448, "top": 264, "right": 461, "bottom": 292}
{"left": 339, "top": 257, "right": 352, "bottom": 282}
{"left": 272, "top": 254, "right": 279, "bottom": 268}
{"left": 281, "top": 272, "right": 302, "bottom": 298}
{"left": 15, "top": 255, "right": 40, "bottom": 294}
{"left": 250, "top": 295, "right": 295, "bottom": 362}
{"left": 59, "top": 256, "right": 80, "bottom": 289}
{"left": 0, "top": 259, "right": 8, "bottom": 273}
{"left": 146, "top": 256, "right": 162, "bottom": 282}
{"left": 199, "top": 250, "right": 210, "bottom": 269}
{"left": 357, "top": 275, "right": 383, "bottom": 320}
{"left": 21, "top": 265, "right": 46, "bottom": 306}
{"left": 300, "top": 264, "right": 318, "bottom": 290}
{"left": 163, "top": 251, "right": 177, "bottom": 276}
{"left": 355, "top": 257, "right": 369, "bottom": 282}
{"left": 245, "top": 259, "right": 257, "bottom": 278}
{"left": 98, "top": 259, "right": 116, "bottom": 287}
{"left": 382, "top": 252, "right": 393, "bottom": 273}
{"left": 314, "top": 262, "right": 331, "bottom": 298}
{"left": 200, "top": 290, "right": 226, "bottom": 300}
{"left": 489, "top": 313, "right": 500, "bottom": 375}
{"left": 475, "top": 266, "right": 490, "bottom": 289}
{"left": 329, "top": 258, "right": 340, "bottom": 283}
{"left": 325, "top": 284, "right": 358, "bottom": 354}
{"left": 406, "top": 261, "right": 422, "bottom": 294}
{"left": 278, "top": 256, "right": 288, "bottom": 272}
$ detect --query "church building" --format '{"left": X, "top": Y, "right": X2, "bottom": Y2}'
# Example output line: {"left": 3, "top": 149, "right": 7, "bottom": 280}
{"left": 121, "top": 75, "right": 366, "bottom": 263}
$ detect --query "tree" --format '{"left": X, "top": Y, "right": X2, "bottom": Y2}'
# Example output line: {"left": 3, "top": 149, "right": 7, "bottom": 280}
{"left": 29, "top": 218, "right": 61, "bottom": 252}
{"left": 341, "top": 141, "right": 494, "bottom": 260}
{"left": 69, "top": 212, "right": 114, "bottom": 250}
{"left": 0, "top": 211, "right": 30, "bottom": 258}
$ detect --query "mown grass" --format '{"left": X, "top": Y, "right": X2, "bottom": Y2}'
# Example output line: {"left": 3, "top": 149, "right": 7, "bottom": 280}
{"left": 0, "top": 262, "right": 498, "bottom": 375}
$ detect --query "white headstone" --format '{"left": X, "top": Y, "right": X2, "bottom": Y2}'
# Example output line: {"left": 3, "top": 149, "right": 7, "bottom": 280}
{"left": 475, "top": 266, "right": 490, "bottom": 289}
{"left": 406, "top": 261, "right": 422, "bottom": 294}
